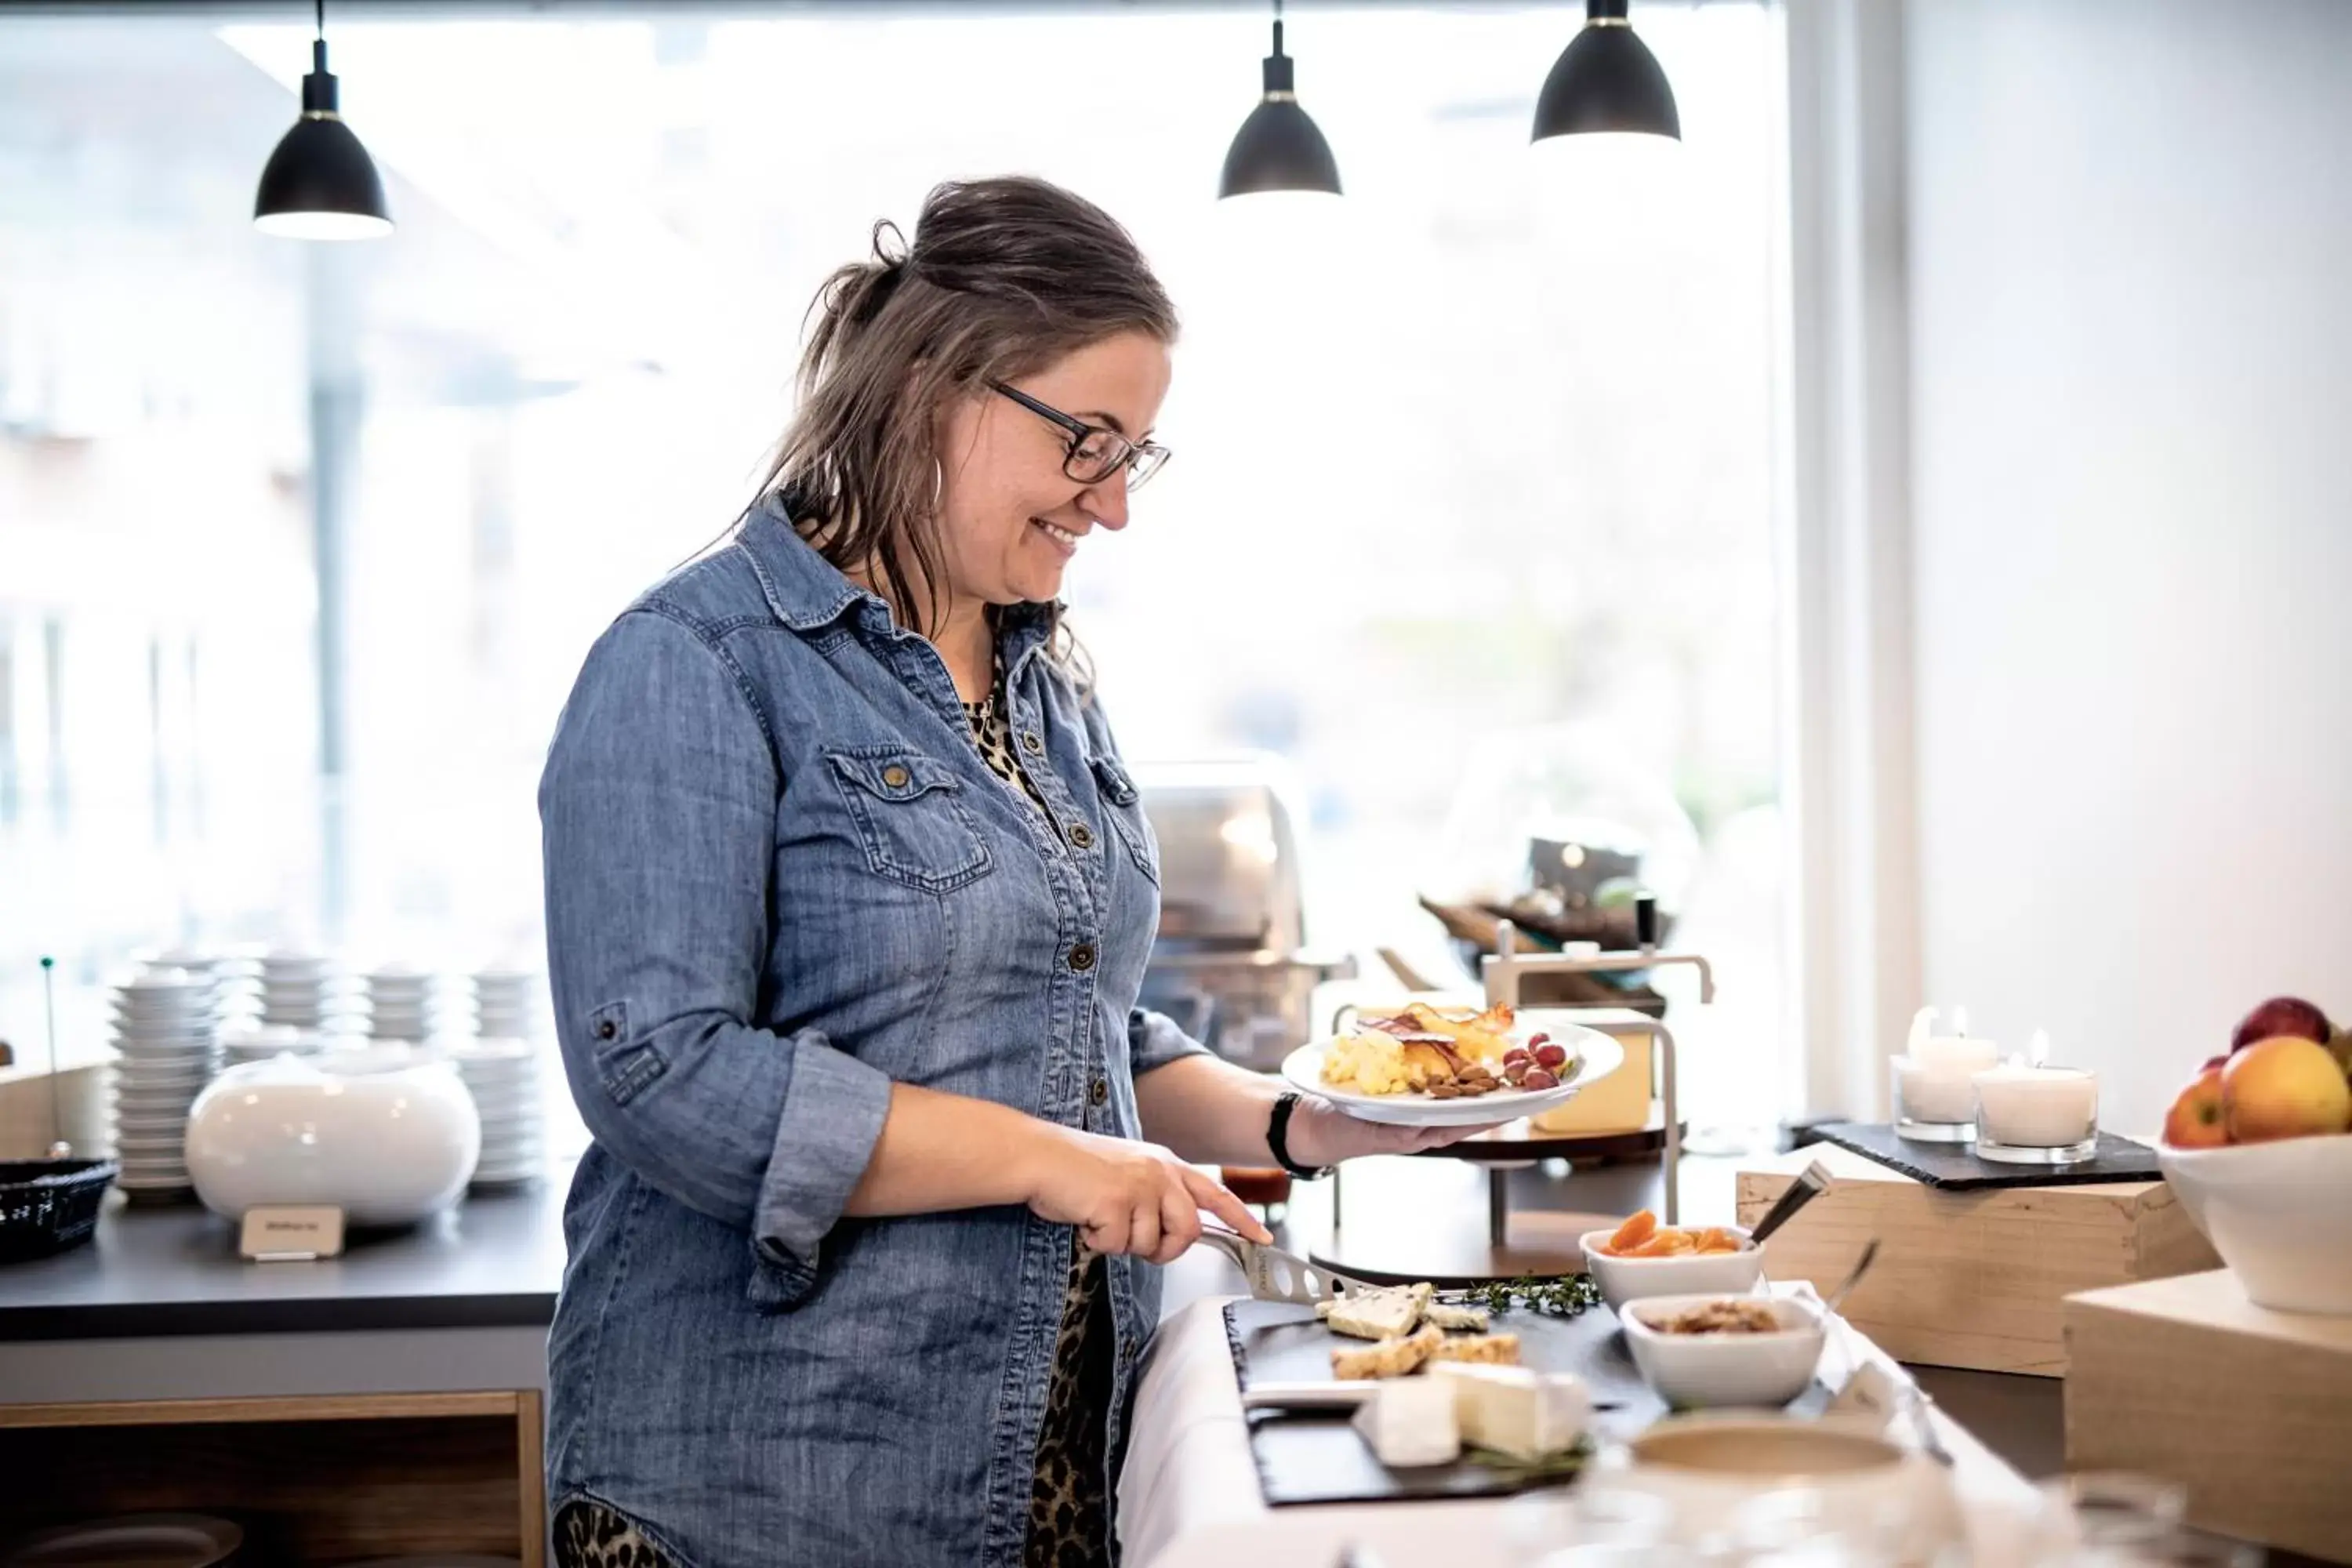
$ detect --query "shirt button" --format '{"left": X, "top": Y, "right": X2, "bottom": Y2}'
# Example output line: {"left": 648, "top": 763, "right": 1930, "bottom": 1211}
{"left": 1021, "top": 731, "right": 1044, "bottom": 753}
{"left": 595, "top": 1019, "right": 617, "bottom": 1041}
{"left": 1069, "top": 822, "right": 1095, "bottom": 851}
{"left": 1069, "top": 943, "right": 1097, "bottom": 973}
{"left": 881, "top": 764, "right": 909, "bottom": 789}
{"left": 1090, "top": 1077, "right": 1109, "bottom": 1106}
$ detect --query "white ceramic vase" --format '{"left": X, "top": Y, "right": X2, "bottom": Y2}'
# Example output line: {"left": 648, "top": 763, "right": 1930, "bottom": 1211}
{"left": 187, "top": 1047, "right": 481, "bottom": 1225}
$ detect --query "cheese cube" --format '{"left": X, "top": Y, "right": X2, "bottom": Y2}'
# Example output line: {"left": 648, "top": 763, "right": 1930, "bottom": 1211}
{"left": 1431, "top": 1363, "right": 1590, "bottom": 1462}
{"left": 1324, "top": 1282, "right": 1432, "bottom": 1342}
{"left": 1351, "top": 1374, "right": 1463, "bottom": 1468}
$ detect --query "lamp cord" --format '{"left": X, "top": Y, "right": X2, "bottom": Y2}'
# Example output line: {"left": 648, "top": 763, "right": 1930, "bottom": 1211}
{"left": 315, "top": 0, "right": 325, "bottom": 43}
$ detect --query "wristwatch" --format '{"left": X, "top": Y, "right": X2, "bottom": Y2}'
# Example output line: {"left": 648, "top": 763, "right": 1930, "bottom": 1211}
{"left": 1265, "top": 1092, "right": 1330, "bottom": 1180}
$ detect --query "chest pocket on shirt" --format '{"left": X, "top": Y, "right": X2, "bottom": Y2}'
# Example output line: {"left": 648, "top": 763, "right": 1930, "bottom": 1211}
{"left": 826, "top": 749, "right": 993, "bottom": 895}
{"left": 1089, "top": 754, "right": 1160, "bottom": 887}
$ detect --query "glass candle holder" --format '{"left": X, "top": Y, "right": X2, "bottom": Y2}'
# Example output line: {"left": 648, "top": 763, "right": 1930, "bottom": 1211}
{"left": 1891, "top": 1036, "right": 1999, "bottom": 1142}
{"left": 1972, "top": 1064, "right": 2100, "bottom": 1163}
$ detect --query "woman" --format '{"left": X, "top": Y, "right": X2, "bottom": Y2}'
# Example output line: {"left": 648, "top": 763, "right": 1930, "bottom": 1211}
{"left": 539, "top": 176, "right": 1470, "bottom": 1568}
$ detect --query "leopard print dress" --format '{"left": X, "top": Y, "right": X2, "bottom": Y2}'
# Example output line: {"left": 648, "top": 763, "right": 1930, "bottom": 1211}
{"left": 551, "top": 675, "right": 1116, "bottom": 1568}
{"left": 965, "top": 677, "right": 1119, "bottom": 1568}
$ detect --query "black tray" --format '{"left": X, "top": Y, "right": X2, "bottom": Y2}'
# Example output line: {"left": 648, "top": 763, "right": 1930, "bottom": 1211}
{"left": 1813, "top": 1122, "right": 2161, "bottom": 1189}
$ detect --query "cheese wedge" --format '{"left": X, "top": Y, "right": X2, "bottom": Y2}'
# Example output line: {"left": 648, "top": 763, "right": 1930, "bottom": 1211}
{"left": 1424, "top": 1302, "right": 1491, "bottom": 1332}
{"left": 1351, "top": 1374, "right": 1462, "bottom": 1468}
{"left": 1324, "top": 1283, "right": 1432, "bottom": 1342}
{"left": 1330, "top": 1325, "right": 1443, "bottom": 1380}
{"left": 1429, "top": 1331, "right": 1520, "bottom": 1367}
{"left": 1430, "top": 1363, "right": 1590, "bottom": 1462}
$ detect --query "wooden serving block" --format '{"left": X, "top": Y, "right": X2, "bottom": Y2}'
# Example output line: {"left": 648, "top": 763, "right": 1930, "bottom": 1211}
{"left": 2064, "top": 1270, "right": 2352, "bottom": 1563}
{"left": 1736, "top": 1142, "right": 2218, "bottom": 1377}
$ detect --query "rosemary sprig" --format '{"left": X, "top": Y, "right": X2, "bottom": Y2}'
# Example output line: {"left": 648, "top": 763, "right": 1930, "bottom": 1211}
{"left": 1445, "top": 1272, "right": 1605, "bottom": 1319}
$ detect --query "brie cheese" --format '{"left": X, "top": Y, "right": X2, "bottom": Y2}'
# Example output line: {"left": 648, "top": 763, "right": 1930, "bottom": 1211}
{"left": 1350, "top": 1374, "right": 1463, "bottom": 1468}
{"left": 1431, "top": 1363, "right": 1591, "bottom": 1462}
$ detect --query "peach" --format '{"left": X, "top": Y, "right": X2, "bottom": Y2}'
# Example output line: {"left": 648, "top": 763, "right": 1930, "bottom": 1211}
{"left": 2161, "top": 1065, "right": 2229, "bottom": 1149}
{"left": 2223, "top": 1036, "right": 2352, "bottom": 1144}
{"left": 1606, "top": 1210, "right": 1659, "bottom": 1254}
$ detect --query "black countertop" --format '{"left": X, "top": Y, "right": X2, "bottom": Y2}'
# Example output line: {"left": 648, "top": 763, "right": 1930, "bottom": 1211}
{"left": 0, "top": 1171, "right": 571, "bottom": 1342}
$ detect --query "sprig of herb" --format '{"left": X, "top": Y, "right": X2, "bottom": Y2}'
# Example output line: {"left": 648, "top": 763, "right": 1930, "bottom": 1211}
{"left": 1445, "top": 1272, "right": 1604, "bottom": 1319}
{"left": 1464, "top": 1434, "right": 1595, "bottom": 1481}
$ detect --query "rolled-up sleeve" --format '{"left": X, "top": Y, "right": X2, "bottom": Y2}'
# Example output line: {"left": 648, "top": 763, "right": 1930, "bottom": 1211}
{"left": 1128, "top": 1007, "right": 1213, "bottom": 1076}
{"left": 539, "top": 606, "right": 892, "bottom": 1276}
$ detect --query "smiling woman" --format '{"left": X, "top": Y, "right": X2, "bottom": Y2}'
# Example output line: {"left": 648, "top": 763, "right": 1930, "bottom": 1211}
{"left": 537, "top": 175, "right": 1479, "bottom": 1568}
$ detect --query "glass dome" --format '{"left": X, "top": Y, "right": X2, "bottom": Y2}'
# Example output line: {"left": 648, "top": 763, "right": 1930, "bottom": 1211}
{"left": 1424, "top": 720, "right": 1700, "bottom": 952}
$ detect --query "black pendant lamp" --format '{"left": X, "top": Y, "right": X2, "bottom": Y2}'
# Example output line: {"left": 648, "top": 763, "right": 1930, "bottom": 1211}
{"left": 254, "top": 0, "right": 392, "bottom": 241}
{"left": 1532, "top": 0, "right": 1682, "bottom": 147}
{"left": 1218, "top": 0, "right": 1341, "bottom": 199}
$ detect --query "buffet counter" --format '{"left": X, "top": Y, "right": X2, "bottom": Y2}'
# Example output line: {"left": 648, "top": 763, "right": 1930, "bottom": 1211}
{"left": 0, "top": 1175, "right": 568, "bottom": 1566}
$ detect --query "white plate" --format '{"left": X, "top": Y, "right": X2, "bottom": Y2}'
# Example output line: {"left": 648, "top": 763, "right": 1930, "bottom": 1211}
{"left": 0, "top": 1511, "right": 241, "bottom": 1568}
{"left": 1279, "top": 1018, "right": 1622, "bottom": 1127}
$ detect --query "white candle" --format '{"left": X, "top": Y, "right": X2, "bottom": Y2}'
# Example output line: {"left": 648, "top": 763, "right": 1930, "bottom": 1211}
{"left": 1893, "top": 1036, "right": 2001, "bottom": 1123}
{"left": 1973, "top": 1064, "right": 2099, "bottom": 1148}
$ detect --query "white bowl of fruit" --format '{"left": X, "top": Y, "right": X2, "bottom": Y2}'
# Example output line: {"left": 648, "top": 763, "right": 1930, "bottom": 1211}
{"left": 2159, "top": 996, "right": 2352, "bottom": 1315}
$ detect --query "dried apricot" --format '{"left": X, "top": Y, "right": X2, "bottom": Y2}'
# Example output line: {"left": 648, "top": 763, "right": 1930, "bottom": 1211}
{"left": 1696, "top": 1228, "right": 1744, "bottom": 1254}
{"left": 1605, "top": 1210, "right": 1658, "bottom": 1254}
{"left": 1629, "top": 1232, "right": 1695, "bottom": 1258}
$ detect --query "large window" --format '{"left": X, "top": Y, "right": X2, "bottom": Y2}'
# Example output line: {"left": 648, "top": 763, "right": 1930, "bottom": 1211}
{"left": 0, "top": 5, "right": 1788, "bottom": 1138}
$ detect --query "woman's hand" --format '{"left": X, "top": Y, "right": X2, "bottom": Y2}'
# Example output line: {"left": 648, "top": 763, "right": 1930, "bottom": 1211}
{"left": 1021, "top": 1125, "right": 1271, "bottom": 1265}
{"left": 1279, "top": 1095, "right": 1504, "bottom": 1168}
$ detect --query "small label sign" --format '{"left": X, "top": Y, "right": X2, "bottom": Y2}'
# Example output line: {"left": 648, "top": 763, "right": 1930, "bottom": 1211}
{"left": 239, "top": 1205, "right": 347, "bottom": 1261}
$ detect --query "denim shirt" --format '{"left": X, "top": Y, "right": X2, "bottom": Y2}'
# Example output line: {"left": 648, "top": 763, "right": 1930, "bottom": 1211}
{"left": 538, "top": 495, "right": 1206, "bottom": 1568}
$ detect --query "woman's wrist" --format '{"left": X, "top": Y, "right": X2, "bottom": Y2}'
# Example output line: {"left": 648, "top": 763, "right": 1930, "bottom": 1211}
{"left": 1271, "top": 1093, "right": 1338, "bottom": 1172}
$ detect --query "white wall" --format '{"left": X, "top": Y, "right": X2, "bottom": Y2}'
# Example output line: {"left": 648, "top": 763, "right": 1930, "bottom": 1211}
{"left": 1904, "top": 0, "right": 2352, "bottom": 1135}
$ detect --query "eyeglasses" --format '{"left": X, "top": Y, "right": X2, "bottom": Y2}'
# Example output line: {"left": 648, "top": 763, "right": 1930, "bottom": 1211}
{"left": 989, "top": 380, "right": 1171, "bottom": 491}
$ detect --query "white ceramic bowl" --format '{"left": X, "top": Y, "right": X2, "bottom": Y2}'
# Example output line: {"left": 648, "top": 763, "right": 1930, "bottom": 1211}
{"left": 1581, "top": 1226, "right": 1766, "bottom": 1312}
{"left": 186, "top": 1052, "right": 480, "bottom": 1226}
{"left": 1620, "top": 1292, "right": 1828, "bottom": 1410}
{"left": 1594, "top": 1413, "right": 1961, "bottom": 1559}
{"left": 2160, "top": 1133, "right": 2352, "bottom": 1314}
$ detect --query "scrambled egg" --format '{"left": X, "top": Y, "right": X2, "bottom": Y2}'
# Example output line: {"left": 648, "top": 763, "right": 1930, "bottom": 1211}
{"left": 1320, "top": 1030, "right": 1417, "bottom": 1095}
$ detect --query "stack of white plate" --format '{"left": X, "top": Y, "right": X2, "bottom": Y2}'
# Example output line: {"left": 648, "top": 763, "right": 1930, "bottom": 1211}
{"left": 470, "top": 967, "right": 544, "bottom": 1040}
{"left": 449, "top": 1039, "right": 543, "bottom": 1187}
{"left": 364, "top": 965, "right": 441, "bottom": 1044}
{"left": 218, "top": 1023, "right": 331, "bottom": 1068}
{"left": 258, "top": 949, "right": 358, "bottom": 1032}
{"left": 109, "top": 970, "right": 223, "bottom": 1200}
{"left": 1, "top": 1512, "right": 243, "bottom": 1568}
{"left": 143, "top": 948, "right": 234, "bottom": 1020}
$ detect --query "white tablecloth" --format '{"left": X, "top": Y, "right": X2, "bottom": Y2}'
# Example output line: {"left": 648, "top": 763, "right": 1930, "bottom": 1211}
{"left": 1117, "top": 1296, "right": 2043, "bottom": 1568}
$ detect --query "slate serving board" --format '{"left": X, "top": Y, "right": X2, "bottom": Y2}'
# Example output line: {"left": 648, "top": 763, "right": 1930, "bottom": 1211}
{"left": 1814, "top": 1121, "right": 2161, "bottom": 1189}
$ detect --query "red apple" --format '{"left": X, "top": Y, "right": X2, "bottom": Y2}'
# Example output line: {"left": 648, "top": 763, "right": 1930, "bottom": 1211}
{"left": 2229, "top": 996, "right": 2332, "bottom": 1055}
{"left": 2222, "top": 1036, "right": 2352, "bottom": 1143}
{"left": 2162, "top": 1066, "right": 2230, "bottom": 1149}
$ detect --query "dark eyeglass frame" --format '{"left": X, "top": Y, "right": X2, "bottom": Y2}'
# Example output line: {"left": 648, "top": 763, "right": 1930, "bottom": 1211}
{"left": 988, "top": 379, "right": 1171, "bottom": 490}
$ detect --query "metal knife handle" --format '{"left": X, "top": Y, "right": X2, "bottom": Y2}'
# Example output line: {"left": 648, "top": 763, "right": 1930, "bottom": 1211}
{"left": 1748, "top": 1158, "right": 1833, "bottom": 1245}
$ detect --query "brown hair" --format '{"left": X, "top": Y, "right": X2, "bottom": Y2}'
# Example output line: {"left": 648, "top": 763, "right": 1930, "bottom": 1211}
{"left": 757, "top": 176, "right": 1178, "bottom": 647}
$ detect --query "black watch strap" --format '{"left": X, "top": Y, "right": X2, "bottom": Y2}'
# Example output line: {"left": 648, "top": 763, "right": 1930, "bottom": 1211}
{"left": 1266, "top": 1092, "right": 1329, "bottom": 1180}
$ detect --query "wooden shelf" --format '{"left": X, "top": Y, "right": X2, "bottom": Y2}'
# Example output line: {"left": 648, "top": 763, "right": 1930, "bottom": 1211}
{"left": 0, "top": 1391, "right": 546, "bottom": 1567}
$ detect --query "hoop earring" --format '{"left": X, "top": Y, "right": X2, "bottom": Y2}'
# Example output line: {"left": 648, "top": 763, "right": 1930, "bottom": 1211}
{"left": 931, "top": 458, "right": 945, "bottom": 514}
